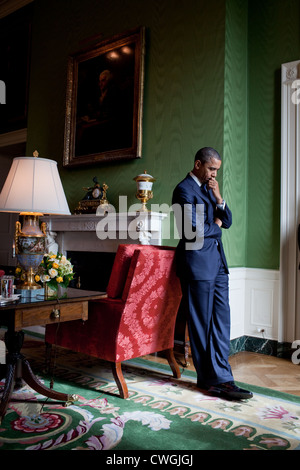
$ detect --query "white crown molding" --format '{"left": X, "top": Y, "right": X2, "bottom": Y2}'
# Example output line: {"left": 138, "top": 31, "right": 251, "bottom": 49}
{"left": 0, "top": 0, "right": 33, "bottom": 19}
{"left": 0, "top": 128, "right": 27, "bottom": 148}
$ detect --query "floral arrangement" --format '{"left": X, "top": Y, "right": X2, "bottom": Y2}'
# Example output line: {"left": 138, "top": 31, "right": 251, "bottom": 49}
{"left": 35, "top": 252, "right": 74, "bottom": 290}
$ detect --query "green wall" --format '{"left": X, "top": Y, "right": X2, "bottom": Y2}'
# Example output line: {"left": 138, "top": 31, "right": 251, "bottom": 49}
{"left": 27, "top": 0, "right": 226, "bottom": 245}
{"left": 247, "top": 0, "right": 300, "bottom": 269}
{"left": 26, "top": 0, "right": 300, "bottom": 269}
{"left": 223, "top": 0, "right": 248, "bottom": 267}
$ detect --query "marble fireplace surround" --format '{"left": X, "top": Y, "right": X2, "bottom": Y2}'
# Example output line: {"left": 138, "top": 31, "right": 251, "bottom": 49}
{"left": 40, "top": 211, "right": 167, "bottom": 292}
{"left": 41, "top": 211, "right": 167, "bottom": 254}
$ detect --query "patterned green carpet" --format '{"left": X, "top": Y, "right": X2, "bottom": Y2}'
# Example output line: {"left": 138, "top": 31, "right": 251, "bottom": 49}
{"left": 1, "top": 337, "right": 300, "bottom": 452}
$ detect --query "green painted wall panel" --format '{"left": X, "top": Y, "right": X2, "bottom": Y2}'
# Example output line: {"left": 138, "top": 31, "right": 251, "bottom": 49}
{"left": 25, "top": 0, "right": 300, "bottom": 269}
{"left": 223, "top": 0, "right": 248, "bottom": 267}
{"left": 247, "top": 0, "right": 300, "bottom": 269}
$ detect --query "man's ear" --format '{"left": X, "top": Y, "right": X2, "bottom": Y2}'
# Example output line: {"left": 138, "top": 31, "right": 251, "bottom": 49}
{"left": 194, "top": 159, "right": 202, "bottom": 170}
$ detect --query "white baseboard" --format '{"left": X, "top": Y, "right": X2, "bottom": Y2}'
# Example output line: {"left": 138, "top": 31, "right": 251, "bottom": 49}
{"left": 229, "top": 267, "right": 280, "bottom": 341}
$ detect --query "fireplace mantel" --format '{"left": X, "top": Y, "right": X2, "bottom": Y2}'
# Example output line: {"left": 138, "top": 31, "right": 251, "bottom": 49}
{"left": 41, "top": 212, "right": 167, "bottom": 254}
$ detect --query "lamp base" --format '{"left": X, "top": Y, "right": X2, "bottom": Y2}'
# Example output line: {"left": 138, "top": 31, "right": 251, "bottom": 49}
{"left": 15, "top": 214, "right": 46, "bottom": 290}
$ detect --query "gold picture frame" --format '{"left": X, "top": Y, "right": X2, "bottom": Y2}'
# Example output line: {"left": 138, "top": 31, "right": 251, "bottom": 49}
{"left": 63, "top": 26, "right": 145, "bottom": 167}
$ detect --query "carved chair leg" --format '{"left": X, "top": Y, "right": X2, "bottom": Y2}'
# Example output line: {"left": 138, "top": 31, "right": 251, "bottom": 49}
{"left": 111, "top": 362, "right": 129, "bottom": 399}
{"left": 165, "top": 348, "right": 181, "bottom": 379}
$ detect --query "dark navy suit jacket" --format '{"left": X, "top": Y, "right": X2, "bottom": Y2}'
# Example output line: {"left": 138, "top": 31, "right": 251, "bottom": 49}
{"left": 172, "top": 173, "right": 232, "bottom": 281}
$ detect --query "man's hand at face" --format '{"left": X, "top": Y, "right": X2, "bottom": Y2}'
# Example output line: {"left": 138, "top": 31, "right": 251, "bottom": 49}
{"left": 207, "top": 178, "right": 223, "bottom": 205}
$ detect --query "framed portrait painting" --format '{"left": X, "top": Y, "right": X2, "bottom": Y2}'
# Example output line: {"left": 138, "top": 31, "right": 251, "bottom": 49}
{"left": 63, "top": 26, "right": 145, "bottom": 167}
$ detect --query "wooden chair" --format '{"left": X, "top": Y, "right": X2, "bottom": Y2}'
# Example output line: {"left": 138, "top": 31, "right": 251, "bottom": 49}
{"left": 45, "top": 244, "right": 182, "bottom": 398}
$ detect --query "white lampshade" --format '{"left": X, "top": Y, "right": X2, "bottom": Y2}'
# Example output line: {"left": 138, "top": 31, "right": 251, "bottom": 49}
{"left": 0, "top": 156, "right": 70, "bottom": 215}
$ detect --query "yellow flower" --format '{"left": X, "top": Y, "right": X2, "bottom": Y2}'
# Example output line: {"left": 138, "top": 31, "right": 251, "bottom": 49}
{"left": 35, "top": 275, "right": 40, "bottom": 282}
{"left": 56, "top": 276, "right": 63, "bottom": 283}
{"left": 15, "top": 267, "right": 22, "bottom": 274}
{"left": 52, "top": 262, "right": 59, "bottom": 269}
{"left": 50, "top": 254, "right": 56, "bottom": 259}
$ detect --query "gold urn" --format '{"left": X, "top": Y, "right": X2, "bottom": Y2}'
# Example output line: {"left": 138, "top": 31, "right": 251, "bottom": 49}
{"left": 133, "top": 171, "right": 156, "bottom": 212}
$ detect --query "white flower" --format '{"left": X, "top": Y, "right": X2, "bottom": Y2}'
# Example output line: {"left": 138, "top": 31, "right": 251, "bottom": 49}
{"left": 60, "top": 255, "right": 68, "bottom": 265}
{"left": 49, "top": 268, "right": 58, "bottom": 278}
{"left": 40, "top": 274, "right": 50, "bottom": 282}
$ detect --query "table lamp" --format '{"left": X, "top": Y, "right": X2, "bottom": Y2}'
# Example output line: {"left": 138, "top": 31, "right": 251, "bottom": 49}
{"left": 0, "top": 151, "right": 70, "bottom": 290}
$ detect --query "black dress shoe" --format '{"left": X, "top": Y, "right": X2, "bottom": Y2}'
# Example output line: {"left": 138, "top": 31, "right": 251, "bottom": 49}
{"left": 196, "top": 381, "right": 207, "bottom": 390}
{"left": 207, "top": 381, "right": 253, "bottom": 400}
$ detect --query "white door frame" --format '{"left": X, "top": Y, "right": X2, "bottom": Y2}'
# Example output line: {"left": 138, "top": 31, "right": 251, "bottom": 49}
{"left": 280, "top": 60, "right": 300, "bottom": 343}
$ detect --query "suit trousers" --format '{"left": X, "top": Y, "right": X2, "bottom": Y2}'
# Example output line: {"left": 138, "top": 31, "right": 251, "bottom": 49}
{"left": 180, "top": 253, "right": 234, "bottom": 387}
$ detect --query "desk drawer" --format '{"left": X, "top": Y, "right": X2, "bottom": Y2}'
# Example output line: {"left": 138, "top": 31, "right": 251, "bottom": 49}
{"left": 14, "top": 301, "right": 88, "bottom": 330}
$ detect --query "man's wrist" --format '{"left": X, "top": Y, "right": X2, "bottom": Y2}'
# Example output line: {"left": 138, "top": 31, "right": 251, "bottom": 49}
{"left": 216, "top": 199, "right": 226, "bottom": 210}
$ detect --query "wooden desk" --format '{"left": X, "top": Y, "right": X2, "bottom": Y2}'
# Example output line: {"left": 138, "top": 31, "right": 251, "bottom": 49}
{"left": 0, "top": 288, "right": 106, "bottom": 423}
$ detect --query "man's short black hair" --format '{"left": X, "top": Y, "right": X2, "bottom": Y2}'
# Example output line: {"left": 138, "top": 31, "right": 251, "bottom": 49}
{"left": 195, "top": 147, "right": 221, "bottom": 163}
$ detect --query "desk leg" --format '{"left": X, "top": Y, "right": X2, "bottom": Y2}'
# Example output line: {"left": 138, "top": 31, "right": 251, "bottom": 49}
{"left": 22, "top": 358, "right": 77, "bottom": 404}
{"left": 0, "top": 330, "right": 78, "bottom": 424}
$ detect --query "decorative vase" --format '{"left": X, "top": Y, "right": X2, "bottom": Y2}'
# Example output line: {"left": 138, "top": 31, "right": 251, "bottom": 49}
{"left": 44, "top": 283, "right": 68, "bottom": 299}
{"left": 57, "top": 285, "right": 68, "bottom": 299}
{"left": 44, "top": 283, "right": 58, "bottom": 299}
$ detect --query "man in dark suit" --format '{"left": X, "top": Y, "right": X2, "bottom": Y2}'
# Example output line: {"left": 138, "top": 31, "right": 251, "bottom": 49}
{"left": 172, "top": 147, "right": 253, "bottom": 400}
